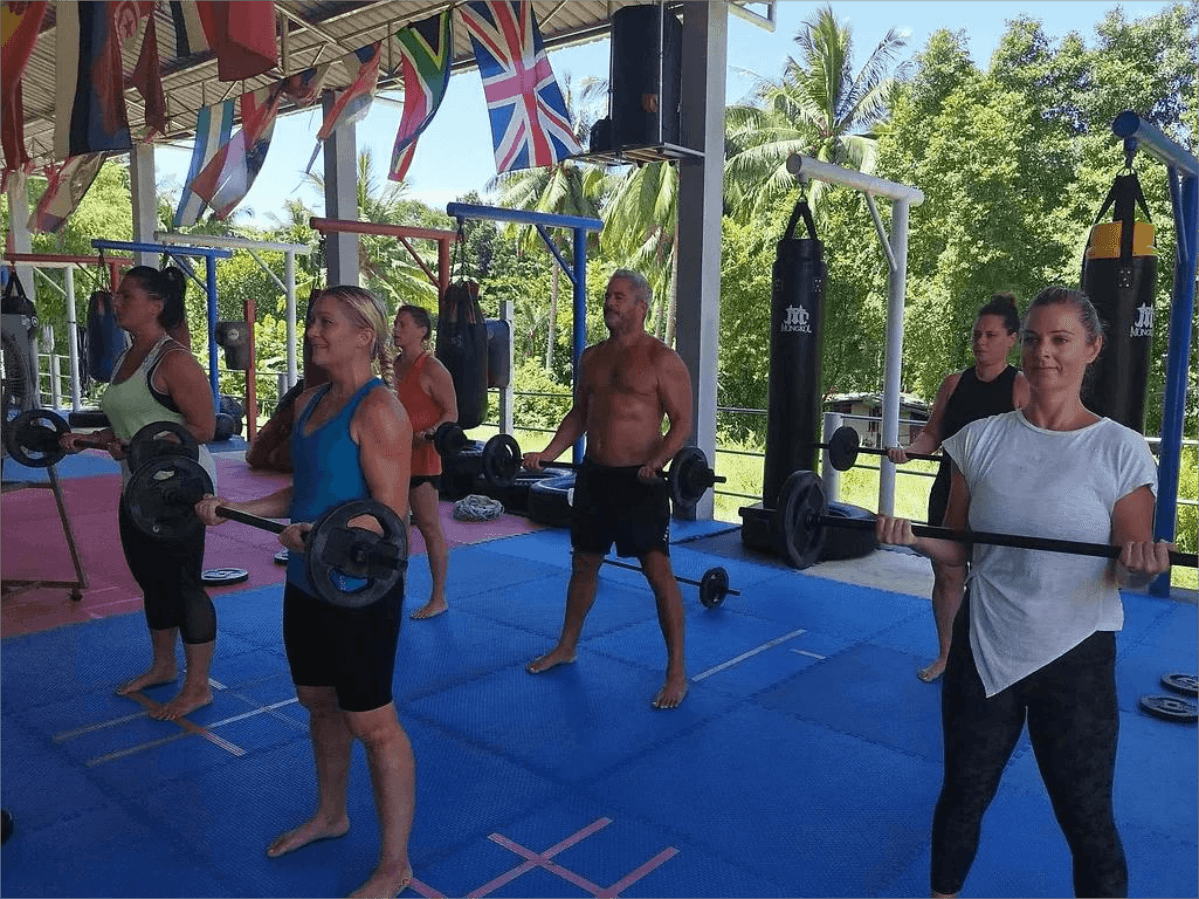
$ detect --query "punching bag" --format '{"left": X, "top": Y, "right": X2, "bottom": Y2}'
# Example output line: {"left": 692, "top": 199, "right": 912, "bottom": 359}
{"left": 86, "top": 290, "right": 127, "bottom": 383}
{"left": 1081, "top": 171, "right": 1157, "bottom": 433}
{"left": 436, "top": 280, "right": 489, "bottom": 429}
{"left": 762, "top": 196, "right": 826, "bottom": 509}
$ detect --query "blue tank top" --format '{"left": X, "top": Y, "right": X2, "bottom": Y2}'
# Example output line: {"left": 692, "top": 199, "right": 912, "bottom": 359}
{"left": 286, "top": 378, "right": 383, "bottom": 593}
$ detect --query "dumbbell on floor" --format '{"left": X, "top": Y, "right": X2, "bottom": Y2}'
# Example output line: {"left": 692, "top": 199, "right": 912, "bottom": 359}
{"left": 597, "top": 555, "right": 740, "bottom": 609}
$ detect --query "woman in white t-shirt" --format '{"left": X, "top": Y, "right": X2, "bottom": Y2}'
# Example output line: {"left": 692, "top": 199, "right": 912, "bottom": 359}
{"left": 876, "top": 286, "right": 1173, "bottom": 898}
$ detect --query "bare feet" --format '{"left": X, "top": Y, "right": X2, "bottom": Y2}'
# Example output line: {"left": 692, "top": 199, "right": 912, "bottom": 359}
{"left": 410, "top": 598, "right": 448, "bottom": 620}
{"left": 526, "top": 647, "right": 576, "bottom": 674}
{"left": 151, "top": 686, "right": 213, "bottom": 721}
{"left": 918, "top": 658, "right": 947, "bottom": 683}
{"left": 116, "top": 664, "right": 178, "bottom": 696}
{"left": 348, "top": 863, "right": 412, "bottom": 898}
{"left": 266, "top": 814, "right": 351, "bottom": 858}
{"left": 652, "top": 675, "right": 689, "bottom": 709}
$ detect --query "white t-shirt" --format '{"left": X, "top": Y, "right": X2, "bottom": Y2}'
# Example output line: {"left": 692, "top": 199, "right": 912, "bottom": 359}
{"left": 942, "top": 410, "right": 1157, "bottom": 696}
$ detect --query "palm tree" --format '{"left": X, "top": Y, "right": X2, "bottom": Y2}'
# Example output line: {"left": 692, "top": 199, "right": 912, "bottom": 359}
{"left": 724, "top": 3, "right": 909, "bottom": 218}
{"left": 487, "top": 74, "right": 609, "bottom": 367}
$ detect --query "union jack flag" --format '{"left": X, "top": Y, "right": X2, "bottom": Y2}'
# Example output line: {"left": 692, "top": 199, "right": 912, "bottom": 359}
{"left": 460, "top": 1, "right": 581, "bottom": 174}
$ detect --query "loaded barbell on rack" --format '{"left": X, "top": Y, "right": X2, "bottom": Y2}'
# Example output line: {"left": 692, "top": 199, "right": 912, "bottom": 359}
{"left": 774, "top": 469, "right": 1199, "bottom": 571}
{"left": 3, "top": 409, "right": 200, "bottom": 471}
{"left": 123, "top": 455, "right": 408, "bottom": 609}
{"left": 818, "top": 426, "right": 941, "bottom": 473}
{"left": 597, "top": 556, "right": 741, "bottom": 609}
{"left": 481, "top": 434, "right": 725, "bottom": 512}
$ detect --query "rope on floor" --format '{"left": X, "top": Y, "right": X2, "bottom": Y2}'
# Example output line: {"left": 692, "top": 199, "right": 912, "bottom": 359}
{"left": 453, "top": 494, "right": 505, "bottom": 522}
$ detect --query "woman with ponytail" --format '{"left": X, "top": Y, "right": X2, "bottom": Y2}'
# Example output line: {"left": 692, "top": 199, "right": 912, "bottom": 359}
{"left": 58, "top": 265, "right": 219, "bottom": 720}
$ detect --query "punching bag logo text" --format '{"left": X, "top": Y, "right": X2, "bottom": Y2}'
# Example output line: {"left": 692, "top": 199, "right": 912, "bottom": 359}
{"left": 782, "top": 304, "right": 811, "bottom": 334}
{"left": 1130, "top": 303, "right": 1153, "bottom": 338}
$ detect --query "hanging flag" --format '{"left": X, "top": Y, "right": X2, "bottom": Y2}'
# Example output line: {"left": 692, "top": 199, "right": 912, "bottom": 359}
{"left": 168, "top": 0, "right": 209, "bottom": 57}
{"left": 305, "top": 41, "right": 383, "bottom": 172}
{"left": 131, "top": 13, "right": 167, "bottom": 138}
{"left": 29, "top": 153, "right": 106, "bottom": 234}
{"left": 460, "top": 0, "right": 581, "bottom": 174}
{"left": 174, "top": 98, "right": 235, "bottom": 227}
{"left": 1, "top": 0, "right": 47, "bottom": 174}
{"left": 188, "top": 85, "right": 284, "bottom": 220}
{"left": 195, "top": 1, "right": 278, "bottom": 82}
{"left": 55, "top": 1, "right": 145, "bottom": 158}
{"left": 388, "top": 11, "right": 453, "bottom": 183}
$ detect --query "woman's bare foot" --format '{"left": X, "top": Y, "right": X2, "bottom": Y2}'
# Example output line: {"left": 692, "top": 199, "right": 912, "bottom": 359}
{"left": 526, "top": 647, "right": 576, "bottom": 674}
{"left": 116, "top": 664, "right": 178, "bottom": 696}
{"left": 266, "top": 814, "right": 351, "bottom": 858}
{"left": 410, "top": 597, "right": 448, "bottom": 620}
{"left": 652, "top": 675, "right": 689, "bottom": 709}
{"left": 918, "top": 658, "right": 947, "bottom": 683}
{"left": 152, "top": 685, "right": 213, "bottom": 721}
{"left": 348, "top": 863, "right": 411, "bottom": 898}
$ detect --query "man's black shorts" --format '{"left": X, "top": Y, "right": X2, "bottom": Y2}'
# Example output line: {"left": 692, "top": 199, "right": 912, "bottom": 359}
{"left": 571, "top": 459, "right": 671, "bottom": 558}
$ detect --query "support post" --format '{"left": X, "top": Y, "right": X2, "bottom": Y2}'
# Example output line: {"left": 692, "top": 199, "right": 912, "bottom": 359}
{"left": 129, "top": 144, "right": 158, "bottom": 268}
{"left": 498, "top": 299, "right": 514, "bottom": 435}
{"left": 64, "top": 266, "right": 82, "bottom": 410}
{"left": 322, "top": 93, "right": 359, "bottom": 286}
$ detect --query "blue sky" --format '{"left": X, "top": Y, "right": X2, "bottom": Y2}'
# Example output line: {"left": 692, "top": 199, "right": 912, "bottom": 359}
{"left": 153, "top": 1, "right": 1175, "bottom": 227}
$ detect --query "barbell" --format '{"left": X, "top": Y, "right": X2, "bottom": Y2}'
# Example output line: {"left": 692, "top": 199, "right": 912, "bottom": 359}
{"left": 124, "top": 455, "right": 408, "bottom": 609}
{"left": 597, "top": 556, "right": 741, "bottom": 608}
{"left": 482, "top": 434, "right": 725, "bottom": 512}
{"left": 819, "top": 426, "right": 941, "bottom": 473}
{"left": 775, "top": 469, "right": 1199, "bottom": 571}
{"left": 3, "top": 409, "right": 200, "bottom": 471}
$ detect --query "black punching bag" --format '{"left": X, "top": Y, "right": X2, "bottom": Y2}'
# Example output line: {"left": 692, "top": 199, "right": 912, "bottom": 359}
{"left": 762, "top": 196, "right": 826, "bottom": 509}
{"left": 436, "top": 280, "right": 489, "bottom": 429}
{"left": 1081, "top": 172, "right": 1158, "bottom": 433}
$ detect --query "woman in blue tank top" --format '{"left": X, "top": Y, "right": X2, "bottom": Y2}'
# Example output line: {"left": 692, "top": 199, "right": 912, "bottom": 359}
{"left": 196, "top": 286, "right": 416, "bottom": 898}
{"left": 887, "top": 293, "right": 1029, "bottom": 683}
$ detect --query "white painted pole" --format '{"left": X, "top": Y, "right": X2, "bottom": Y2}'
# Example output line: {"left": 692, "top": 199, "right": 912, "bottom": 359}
{"left": 64, "top": 266, "right": 82, "bottom": 410}
{"left": 285, "top": 251, "right": 298, "bottom": 386}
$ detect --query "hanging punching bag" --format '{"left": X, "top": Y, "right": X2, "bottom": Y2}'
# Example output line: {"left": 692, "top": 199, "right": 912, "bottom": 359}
{"left": 436, "top": 280, "right": 489, "bottom": 429}
{"left": 86, "top": 290, "right": 127, "bottom": 383}
{"left": 762, "top": 196, "right": 827, "bottom": 510}
{"left": 1080, "top": 171, "right": 1157, "bottom": 433}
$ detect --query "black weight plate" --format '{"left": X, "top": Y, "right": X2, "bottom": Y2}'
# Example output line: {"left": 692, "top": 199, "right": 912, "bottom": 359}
{"left": 1161, "top": 673, "right": 1199, "bottom": 696}
{"left": 432, "top": 422, "right": 467, "bottom": 458}
{"left": 201, "top": 567, "right": 249, "bottom": 586}
{"left": 699, "top": 566, "right": 730, "bottom": 608}
{"left": 827, "top": 426, "right": 860, "bottom": 472}
{"left": 125, "top": 455, "right": 213, "bottom": 540}
{"left": 5, "top": 409, "right": 69, "bottom": 468}
{"left": 127, "top": 420, "right": 200, "bottom": 475}
{"left": 1139, "top": 694, "right": 1198, "bottom": 723}
{"left": 482, "top": 434, "right": 522, "bottom": 489}
{"left": 775, "top": 470, "right": 826, "bottom": 570}
{"left": 304, "top": 499, "right": 409, "bottom": 609}
{"left": 669, "top": 446, "right": 709, "bottom": 511}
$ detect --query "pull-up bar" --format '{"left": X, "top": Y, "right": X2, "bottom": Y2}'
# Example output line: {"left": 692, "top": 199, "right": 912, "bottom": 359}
{"left": 446, "top": 202, "right": 603, "bottom": 464}
{"left": 308, "top": 217, "right": 459, "bottom": 302}
{"left": 92, "top": 239, "right": 233, "bottom": 402}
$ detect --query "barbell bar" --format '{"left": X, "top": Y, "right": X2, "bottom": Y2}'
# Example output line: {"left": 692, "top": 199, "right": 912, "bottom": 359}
{"left": 818, "top": 426, "right": 941, "bottom": 473}
{"left": 482, "top": 434, "right": 725, "bottom": 512}
{"left": 598, "top": 556, "right": 741, "bottom": 609}
{"left": 125, "top": 455, "right": 408, "bottom": 609}
{"left": 775, "top": 470, "right": 1199, "bottom": 570}
{"left": 3, "top": 409, "right": 200, "bottom": 471}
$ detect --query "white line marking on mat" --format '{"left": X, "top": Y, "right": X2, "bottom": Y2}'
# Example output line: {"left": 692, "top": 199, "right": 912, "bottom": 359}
{"left": 791, "top": 649, "right": 826, "bottom": 660}
{"left": 206, "top": 698, "right": 299, "bottom": 728}
{"left": 54, "top": 711, "right": 148, "bottom": 742}
{"left": 692, "top": 628, "right": 807, "bottom": 681}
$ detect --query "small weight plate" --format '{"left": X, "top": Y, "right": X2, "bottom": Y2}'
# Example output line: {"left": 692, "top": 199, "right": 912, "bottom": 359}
{"left": 699, "top": 566, "right": 730, "bottom": 608}
{"left": 201, "top": 567, "right": 250, "bottom": 586}
{"left": 274, "top": 548, "right": 290, "bottom": 565}
{"left": 1139, "top": 694, "right": 1198, "bottom": 723}
{"left": 827, "top": 426, "right": 861, "bottom": 472}
{"left": 1161, "top": 673, "right": 1199, "bottom": 696}
{"left": 775, "top": 470, "right": 826, "bottom": 569}
{"left": 125, "top": 455, "right": 213, "bottom": 541}
{"left": 669, "top": 446, "right": 710, "bottom": 511}
{"left": 482, "top": 434, "right": 522, "bottom": 489}
{"left": 5, "top": 409, "right": 69, "bottom": 468}
{"left": 127, "top": 420, "right": 200, "bottom": 475}
{"left": 304, "top": 499, "right": 409, "bottom": 609}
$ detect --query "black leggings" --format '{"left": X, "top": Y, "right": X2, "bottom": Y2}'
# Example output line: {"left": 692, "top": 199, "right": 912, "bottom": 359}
{"left": 118, "top": 501, "right": 216, "bottom": 644}
{"left": 932, "top": 598, "right": 1126, "bottom": 897}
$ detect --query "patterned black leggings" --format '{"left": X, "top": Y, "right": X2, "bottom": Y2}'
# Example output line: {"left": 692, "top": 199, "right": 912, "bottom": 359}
{"left": 931, "top": 599, "right": 1126, "bottom": 897}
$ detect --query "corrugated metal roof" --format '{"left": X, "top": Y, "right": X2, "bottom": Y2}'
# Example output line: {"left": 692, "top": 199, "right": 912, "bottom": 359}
{"left": 17, "top": 0, "right": 662, "bottom": 165}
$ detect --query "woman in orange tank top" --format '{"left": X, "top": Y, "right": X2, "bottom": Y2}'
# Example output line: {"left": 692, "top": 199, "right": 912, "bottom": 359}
{"left": 393, "top": 305, "right": 458, "bottom": 618}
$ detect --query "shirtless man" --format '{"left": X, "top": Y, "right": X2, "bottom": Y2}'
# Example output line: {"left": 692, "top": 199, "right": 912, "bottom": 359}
{"left": 524, "top": 269, "right": 694, "bottom": 708}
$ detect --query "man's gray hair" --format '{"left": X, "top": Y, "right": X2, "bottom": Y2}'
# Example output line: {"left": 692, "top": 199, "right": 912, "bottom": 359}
{"left": 610, "top": 269, "right": 652, "bottom": 306}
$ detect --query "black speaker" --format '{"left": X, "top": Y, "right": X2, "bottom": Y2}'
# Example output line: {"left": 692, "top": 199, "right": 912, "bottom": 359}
{"left": 609, "top": 4, "right": 682, "bottom": 148}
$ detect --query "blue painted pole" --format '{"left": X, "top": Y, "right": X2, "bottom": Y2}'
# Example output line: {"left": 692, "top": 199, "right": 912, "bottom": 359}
{"left": 572, "top": 227, "right": 588, "bottom": 464}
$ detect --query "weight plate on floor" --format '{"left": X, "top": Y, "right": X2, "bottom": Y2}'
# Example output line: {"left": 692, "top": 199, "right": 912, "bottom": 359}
{"left": 1161, "top": 673, "right": 1199, "bottom": 696}
{"left": 274, "top": 548, "right": 289, "bottom": 565}
{"left": 201, "top": 567, "right": 249, "bottom": 586}
{"left": 699, "top": 566, "right": 730, "bottom": 608}
{"left": 1138, "top": 694, "right": 1198, "bottom": 723}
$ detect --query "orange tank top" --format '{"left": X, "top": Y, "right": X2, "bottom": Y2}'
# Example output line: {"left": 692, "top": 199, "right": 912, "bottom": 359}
{"left": 395, "top": 351, "right": 444, "bottom": 477}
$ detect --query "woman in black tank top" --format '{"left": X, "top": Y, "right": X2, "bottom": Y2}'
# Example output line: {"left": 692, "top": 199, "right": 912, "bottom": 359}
{"left": 887, "top": 294, "right": 1029, "bottom": 683}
